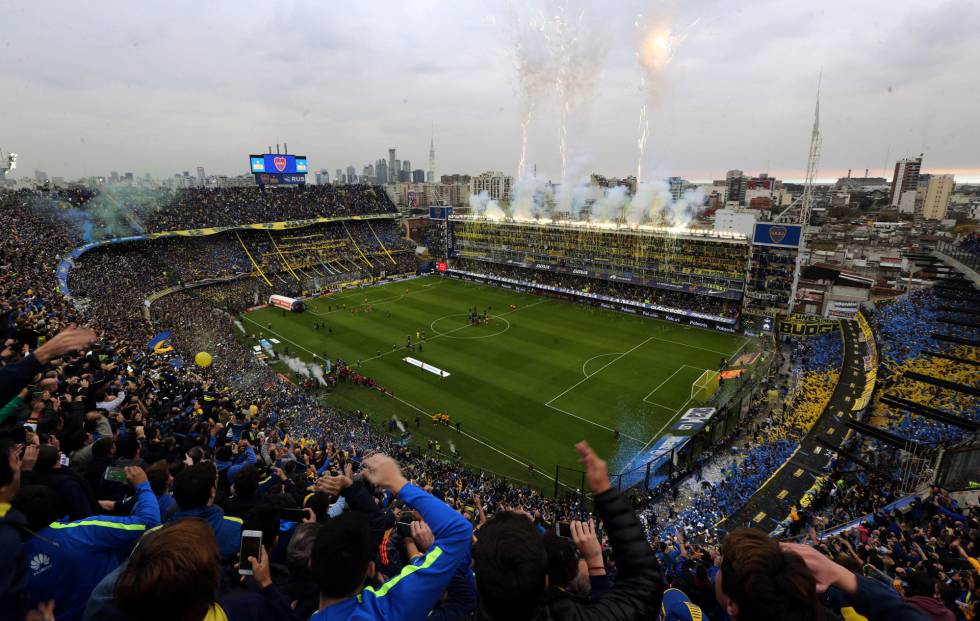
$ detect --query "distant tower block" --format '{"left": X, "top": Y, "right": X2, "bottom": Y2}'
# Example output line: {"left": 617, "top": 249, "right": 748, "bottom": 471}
{"left": 428, "top": 123, "right": 436, "bottom": 183}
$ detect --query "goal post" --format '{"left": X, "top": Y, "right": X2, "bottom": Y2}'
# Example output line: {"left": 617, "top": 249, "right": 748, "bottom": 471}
{"left": 691, "top": 369, "right": 721, "bottom": 403}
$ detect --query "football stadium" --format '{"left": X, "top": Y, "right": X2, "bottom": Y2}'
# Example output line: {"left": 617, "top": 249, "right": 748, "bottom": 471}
{"left": 2, "top": 3, "right": 979, "bottom": 619}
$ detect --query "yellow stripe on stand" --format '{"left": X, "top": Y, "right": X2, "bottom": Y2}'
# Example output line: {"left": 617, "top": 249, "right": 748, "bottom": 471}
{"left": 235, "top": 232, "right": 272, "bottom": 286}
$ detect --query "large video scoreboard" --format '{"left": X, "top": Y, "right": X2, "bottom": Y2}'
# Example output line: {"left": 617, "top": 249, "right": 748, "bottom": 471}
{"left": 249, "top": 154, "right": 308, "bottom": 186}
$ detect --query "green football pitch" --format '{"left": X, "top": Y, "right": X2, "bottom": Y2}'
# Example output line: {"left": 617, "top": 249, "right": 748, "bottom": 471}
{"left": 240, "top": 275, "right": 751, "bottom": 491}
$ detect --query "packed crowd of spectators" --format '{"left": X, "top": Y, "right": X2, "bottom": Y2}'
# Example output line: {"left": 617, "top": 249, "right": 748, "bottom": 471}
{"left": 3, "top": 187, "right": 978, "bottom": 621}
{"left": 67, "top": 219, "right": 414, "bottom": 346}
{"left": 637, "top": 362, "right": 840, "bottom": 544}
{"left": 872, "top": 289, "right": 949, "bottom": 364}
{"left": 141, "top": 185, "right": 398, "bottom": 232}
{"left": 790, "top": 330, "right": 844, "bottom": 373}
{"left": 451, "top": 258, "right": 740, "bottom": 320}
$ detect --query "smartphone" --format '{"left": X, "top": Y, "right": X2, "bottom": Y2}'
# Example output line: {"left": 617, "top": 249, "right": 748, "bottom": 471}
{"left": 396, "top": 520, "right": 414, "bottom": 538}
{"left": 23, "top": 423, "right": 37, "bottom": 432}
{"left": 104, "top": 466, "right": 127, "bottom": 483}
{"left": 280, "top": 507, "right": 307, "bottom": 523}
{"left": 239, "top": 530, "right": 263, "bottom": 576}
{"left": 557, "top": 522, "right": 572, "bottom": 539}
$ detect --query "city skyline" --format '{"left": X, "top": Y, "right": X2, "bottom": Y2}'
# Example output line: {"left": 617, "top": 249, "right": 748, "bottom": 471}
{"left": 2, "top": 0, "right": 979, "bottom": 182}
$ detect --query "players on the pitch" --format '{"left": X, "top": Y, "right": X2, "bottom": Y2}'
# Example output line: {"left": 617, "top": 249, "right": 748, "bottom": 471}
{"left": 468, "top": 305, "right": 491, "bottom": 326}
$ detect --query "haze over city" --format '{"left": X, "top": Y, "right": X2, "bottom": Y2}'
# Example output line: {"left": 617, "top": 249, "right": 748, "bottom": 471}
{"left": 2, "top": 0, "right": 979, "bottom": 182}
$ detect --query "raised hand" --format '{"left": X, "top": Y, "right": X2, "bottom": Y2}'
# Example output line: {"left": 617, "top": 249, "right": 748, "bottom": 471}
{"left": 575, "top": 441, "right": 611, "bottom": 494}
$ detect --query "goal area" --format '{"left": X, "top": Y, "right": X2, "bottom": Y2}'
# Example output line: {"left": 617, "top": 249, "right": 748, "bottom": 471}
{"left": 691, "top": 369, "right": 721, "bottom": 403}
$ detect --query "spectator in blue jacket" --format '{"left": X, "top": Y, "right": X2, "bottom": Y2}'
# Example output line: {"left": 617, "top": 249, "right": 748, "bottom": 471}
{"left": 14, "top": 465, "right": 160, "bottom": 621}
{"left": 166, "top": 460, "right": 242, "bottom": 559}
{"left": 215, "top": 439, "right": 256, "bottom": 492}
{"left": 0, "top": 439, "right": 30, "bottom": 621}
{"left": 308, "top": 452, "right": 474, "bottom": 621}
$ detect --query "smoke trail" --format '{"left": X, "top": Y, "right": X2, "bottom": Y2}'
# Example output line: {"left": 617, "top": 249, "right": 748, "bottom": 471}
{"left": 511, "top": 7, "right": 552, "bottom": 179}
{"left": 393, "top": 417, "right": 406, "bottom": 433}
{"left": 234, "top": 320, "right": 246, "bottom": 334}
{"left": 634, "top": 12, "right": 699, "bottom": 192}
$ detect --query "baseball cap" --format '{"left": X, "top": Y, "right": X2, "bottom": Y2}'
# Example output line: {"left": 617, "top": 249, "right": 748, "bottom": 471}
{"left": 660, "top": 587, "right": 708, "bottom": 621}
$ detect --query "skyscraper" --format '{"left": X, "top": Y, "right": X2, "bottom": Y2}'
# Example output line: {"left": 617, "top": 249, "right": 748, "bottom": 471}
{"left": 428, "top": 126, "right": 436, "bottom": 183}
{"left": 335, "top": 169, "right": 343, "bottom": 184}
{"left": 725, "top": 170, "right": 745, "bottom": 205}
{"left": 196, "top": 166, "right": 205, "bottom": 181}
{"left": 889, "top": 156, "right": 922, "bottom": 213}
{"left": 376, "top": 159, "right": 388, "bottom": 185}
{"left": 388, "top": 149, "right": 397, "bottom": 183}
{"left": 402, "top": 160, "right": 411, "bottom": 172}
{"left": 921, "top": 174, "right": 954, "bottom": 220}
{"left": 346, "top": 165, "right": 357, "bottom": 183}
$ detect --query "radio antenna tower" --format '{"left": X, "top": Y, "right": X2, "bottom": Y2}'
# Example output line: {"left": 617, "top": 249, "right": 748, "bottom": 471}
{"left": 427, "top": 123, "right": 436, "bottom": 183}
{"left": 788, "top": 74, "right": 822, "bottom": 311}
{"left": 799, "top": 73, "right": 822, "bottom": 231}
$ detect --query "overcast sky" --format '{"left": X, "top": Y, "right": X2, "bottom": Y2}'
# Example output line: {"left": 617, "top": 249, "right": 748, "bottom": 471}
{"left": 2, "top": 0, "right": 979, "bottom": 182}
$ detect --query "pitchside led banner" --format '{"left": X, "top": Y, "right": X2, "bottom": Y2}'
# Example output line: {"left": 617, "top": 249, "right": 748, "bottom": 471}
{"left": 249, "top": 154, "right": 308, "bottom": 175}
{"left": 752, "top": 222, "right": 802, "bottom": 247}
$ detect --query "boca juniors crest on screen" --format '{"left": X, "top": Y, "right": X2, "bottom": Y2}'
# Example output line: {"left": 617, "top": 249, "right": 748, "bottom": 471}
{"left": 249, "top": 154, "right": 308, "bottom": 175}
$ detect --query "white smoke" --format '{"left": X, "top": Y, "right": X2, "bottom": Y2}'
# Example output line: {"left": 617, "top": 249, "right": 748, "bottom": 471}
{"left": 279, "top": 354, "right": 327, "bottom": 386}
{"left": 393, "top": 417, "right": 406, "bottom": 433}
{"left": 309, "top": 362, "right": 327, "bottom": 386}
{"left": 592, "top": 185, "right": 630, "bottom": 222}
{"left": 469, "top": 190, "right": 506, "bottom": 220}
{"left": 234, "top": 320, "right": 245, "bottom": 334}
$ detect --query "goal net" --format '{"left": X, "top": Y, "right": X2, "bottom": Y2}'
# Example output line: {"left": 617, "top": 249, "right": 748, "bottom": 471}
{"left": 691, "top": 369, "right": 721, "bottom": 403}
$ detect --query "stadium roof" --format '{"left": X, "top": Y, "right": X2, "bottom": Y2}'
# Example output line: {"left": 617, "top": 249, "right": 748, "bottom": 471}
{"left": 449, "top": 215, "right": 748, "bottom": 244}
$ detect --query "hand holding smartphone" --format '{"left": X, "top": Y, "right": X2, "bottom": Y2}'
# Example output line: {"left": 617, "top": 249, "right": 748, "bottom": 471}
{"left": 239, "top": 530, "right": 263, "bottom": 576}
{"left": 103, "top": 466, "right": 127, "bottom": 483}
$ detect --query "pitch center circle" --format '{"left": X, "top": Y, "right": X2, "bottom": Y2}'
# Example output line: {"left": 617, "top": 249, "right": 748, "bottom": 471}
{"left": 429, "top": 313, "right": 511, "bottom": 339}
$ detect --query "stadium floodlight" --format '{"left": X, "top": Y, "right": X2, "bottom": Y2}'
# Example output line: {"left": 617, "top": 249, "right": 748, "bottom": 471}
{"left": 691, "top": 369, "right": 720, "bottom": 403}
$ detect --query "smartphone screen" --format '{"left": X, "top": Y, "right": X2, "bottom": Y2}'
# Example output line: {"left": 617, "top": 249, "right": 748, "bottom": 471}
{"left": 239, "top": 530, "right": 263, "bottom": 575}
{"left": 280, "top": 508, "right": 307, "bottom": 523}
{"left": 557, "top": 522, "right": 572, "bottom": 539}
{"left": 103, "top": 466, "right": 127, "bottom": 483}
{"left": 396, "top": 521, "right": 414, "bottom": 538}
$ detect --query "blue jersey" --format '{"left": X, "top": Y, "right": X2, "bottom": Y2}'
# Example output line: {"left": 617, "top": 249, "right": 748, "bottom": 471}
{"left": 24, "top": 481, "right": 160, "bottom": 621}
{"left": 309, "top": 483, "right": 473, "bottom": 621}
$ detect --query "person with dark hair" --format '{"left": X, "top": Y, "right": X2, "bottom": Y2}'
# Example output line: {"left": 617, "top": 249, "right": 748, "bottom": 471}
{"left": 903, "top": 571, "right": 954, "bottom": 621}
{"left": 14, "top": 466, "right": 159, "bottom": 621}
{"left": 166, "top": 461, "right": 242, "bottom": 559}
{"left": 113, "top": 518, "right": 295, "bottom": 621}
{"left": 23, "top": 443, "right": 98, "bottom": 520}
{"left": 777, "top": 541, "right": 932, "bottom": 621}
{"left": 308, "top": 452, "right": 473, "bottom": 620}
{"left": 222, "top": 465, "right": 264, "bottom": 519}
{"left": 715, "top": 528, "right": 821, "bottom": 621}
{"left": 82, "top": 436, "right": 115, "bottom": 491}
{"left": 473, "top": 441, "right": 663, "bottom": 621}
{"left": 286, "top": 522, "right": 323, "bottom": 619}
{"left": 216, "top": 439, "right": 256, "bottom": 493}
{"left": 0, "top": 440, "right": 30, "bottom": 620}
